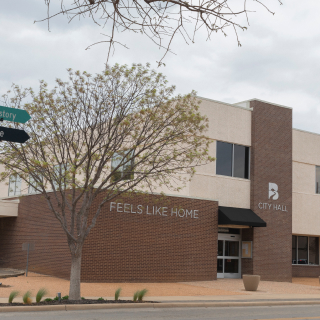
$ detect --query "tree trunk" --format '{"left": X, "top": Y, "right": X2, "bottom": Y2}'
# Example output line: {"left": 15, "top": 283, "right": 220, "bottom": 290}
{"left": 69, "top": 248, "right": 83, "bottom": 300}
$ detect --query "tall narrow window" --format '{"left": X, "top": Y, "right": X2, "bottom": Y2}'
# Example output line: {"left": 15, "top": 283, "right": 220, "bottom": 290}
{"left": 216, "top": 141, "right": 250, "bottom": 179}
{"left": 309, "top": 237, "right": 319, "bottom": 265}
{"left": 316, "top": 166, "right": 320, "bottom": 194}
{"left": 8, "top": 174, "right": 21, "bottom": 196}
{"left": 297, "top": 236, "right": 308, "bottom": 264}
{"left": 292, "top": 235, "right": 297, "bottom": 264}
{"left": 233, "top": 144, "right": 250, "bottom": 179}
{"left": 28, "top": 175, "right": 42, "bottom": 194}
{"left": 52, "top": 164, "right": 69, "bottom": 190}
{"left": 111, "top": 151, "right": 134, "bottom": 182}
{"left": 216, "top": 142, "right": 233, "bottom": 176}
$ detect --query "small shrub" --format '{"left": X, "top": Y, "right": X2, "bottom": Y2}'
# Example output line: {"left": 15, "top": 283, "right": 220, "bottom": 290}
{"left": 53, "top": 296, "right": 59, "bottom": 301}
{"left": 62, "top": 295, "right": 69, "bottom": 300}
{"left": 81, "top": 297, "right": 85, "bottom": 300}
{"left": 8, "top": 291, "right": 19, "bottom": 304}
{"left": 23, "top": 291, "right": 32, "bottom": 304}
{"left": 115, "top": 288, "right": 122, "bottom": 301}
{"left": 36, "top": 288, "right": 48, "bottom": 303}
{"left": 133, "top": 290, "right": 139, "bottom": 302}
{"left": 44, "top": 298, "right": 53, "bottom": 302}
{"left": 138, "top": 289, "right": 148, "bottom": 301}
{"left": 98, "top": 297, "right": 104, "bottom": 301}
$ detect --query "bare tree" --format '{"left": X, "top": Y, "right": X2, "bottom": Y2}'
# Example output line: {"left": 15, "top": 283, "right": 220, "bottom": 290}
{"left": 39, "top": 0, "right": 282, "bottom": 65}
{"left": 0, "top": 63, "right": 214, "bottom": 300}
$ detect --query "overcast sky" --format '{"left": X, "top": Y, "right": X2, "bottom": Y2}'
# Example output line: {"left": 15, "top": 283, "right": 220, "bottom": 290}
{"left": 1, "top": 0, "right": 320, "bottom": 133}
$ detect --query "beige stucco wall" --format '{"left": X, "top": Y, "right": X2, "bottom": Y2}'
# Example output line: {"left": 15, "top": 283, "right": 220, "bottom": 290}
{"left": 292, "top": 193, "right": 320, "bottom": 236}
{"left": 0, "top": 97, "right": 252, "bottom": 209}
{"left": 293, "top": 162, "right": 315, "bottom": 194}
{"left": 0, "top": 199, "right": 19, "bottom": 217}
{"left": 187, "top": 98, "right": 252, "bottom": 208}
{"left": 189, "top": 174, "right": 251, "bottom": 208}
{"left": 293, "top": 129, "right": 320, "bottom": 165}
{"left": 198, "top": 97, "right": 251, "bottom": 147}
{"left": 293, "top": 129, "right": 320, "bottom": 235}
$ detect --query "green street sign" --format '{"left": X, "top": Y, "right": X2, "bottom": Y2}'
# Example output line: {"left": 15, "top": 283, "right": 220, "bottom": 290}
{"left": 0, "top": 105, "right": 31, "bottom": 124}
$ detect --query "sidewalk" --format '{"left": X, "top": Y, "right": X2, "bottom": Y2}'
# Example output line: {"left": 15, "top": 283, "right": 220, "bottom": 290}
{"left": 1, "top": 273, "right": 320, "bottom": 308}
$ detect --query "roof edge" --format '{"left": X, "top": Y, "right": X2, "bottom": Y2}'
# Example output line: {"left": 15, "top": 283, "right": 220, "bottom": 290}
{"left": 293, "top": 128, "right": 320, "bottom": 137}
{"left": 197, "top": 96, "right": 252, "bottom": 111}
{"left": 235, "top": 98, "right": 293, "bottom": 110}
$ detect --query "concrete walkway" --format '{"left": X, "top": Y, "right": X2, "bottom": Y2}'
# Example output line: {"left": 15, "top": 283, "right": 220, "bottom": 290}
{"left": 1, "top": 273, "right": 320, "bottom": 311}
{"left": 0, "top": 268, "right": 25, "bottom": 279}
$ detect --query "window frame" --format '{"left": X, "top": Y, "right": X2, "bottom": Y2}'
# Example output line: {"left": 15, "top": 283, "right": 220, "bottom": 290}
{"left": 52, "top": 164, "right": 70, "bottom": 190}
{"left": 292, "top": 235, "right": 320, "bottom": 266}
{"left": 8, "top": 174, "right": 22, "bottom": 197}
{"left": 28, "top": 175, "right": 43, "bottom": 194}
{"left": 315, "top": 166, "right": 320, "bottom": 194}
{"left": 111, "top": 150, "right": 135, "bottom": 182}
{"left": 216, "top": 141, "right": 250, "bottom": 180}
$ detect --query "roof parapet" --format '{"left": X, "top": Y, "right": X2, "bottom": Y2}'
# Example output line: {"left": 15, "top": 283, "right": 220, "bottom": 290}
{"left": 234, "top": 98, "right": 293, "bottom": 110}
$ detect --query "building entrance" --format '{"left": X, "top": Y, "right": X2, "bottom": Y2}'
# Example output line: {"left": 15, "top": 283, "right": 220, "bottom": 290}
{"left": 217, "top": 233, "right": 241, "bottom": 278}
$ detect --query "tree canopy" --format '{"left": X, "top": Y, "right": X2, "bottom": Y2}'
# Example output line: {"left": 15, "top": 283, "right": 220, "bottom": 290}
{"left": 0, "top": 63, "right": 214, "bottom": 299}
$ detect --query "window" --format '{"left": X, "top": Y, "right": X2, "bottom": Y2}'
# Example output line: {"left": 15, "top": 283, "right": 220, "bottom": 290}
{"left": 52, "top": 164, "right": 69, "bottom": 190}
{"left": 8, "top": 174, "right": 21, "bottom": 196}
{"left": 216, "top": 141, "right": 250, "bottom": 179}
{"left": 316, "top": 166, "right": 320, "bottom": 193}
{"left": 292, "top": 235, "right": 319, "bottom": 265}
{"left": 111, "top": 151, "right": 134, "bottom": 182}
{"left": 28, "top": 175, "right": 42, "bottom": 194}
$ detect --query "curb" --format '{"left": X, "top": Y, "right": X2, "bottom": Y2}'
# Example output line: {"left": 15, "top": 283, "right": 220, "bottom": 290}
{"left": 1, "top": 300, "right": 320, "bottom": 312}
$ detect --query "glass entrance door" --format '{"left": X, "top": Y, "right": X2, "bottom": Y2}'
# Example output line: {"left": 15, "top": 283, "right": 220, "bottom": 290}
{"left": 217, "top": 233, "right": 241, "bottom": 278}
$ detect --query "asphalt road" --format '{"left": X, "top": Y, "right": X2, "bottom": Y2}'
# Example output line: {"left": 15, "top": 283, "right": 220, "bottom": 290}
{"left": 1, "top": 305, "right": 320, "bottom": 320}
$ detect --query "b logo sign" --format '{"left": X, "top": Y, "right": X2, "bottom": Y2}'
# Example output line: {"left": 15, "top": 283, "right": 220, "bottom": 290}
{"left": 269, "top": 183, "right": 279, "bottom": 200}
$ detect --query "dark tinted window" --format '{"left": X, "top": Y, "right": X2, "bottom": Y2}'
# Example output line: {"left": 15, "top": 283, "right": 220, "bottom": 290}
{"left": 298, "top": 236, "right": 308, "bottom": 264}
{"left": 316, "top": 166, "right": 320, "bottom": 193}
{"left": 217, "top": 259, "right": 223, "bottom": 273}
{"left": 292, "top": 235, "right": 319, "bottom": 265}
{"left": 224, "top": 259, "right": 238, "bottom": 273}
{"left": 233, "top": 145, "right": 250, "bottom": 179}
{"left": 218, "top": 240, "right": 223, "bottom": 256}
{"left": 224, "top": 241, "right": 239, "bottom": 257}
{"left": 292, "top": 235, "right": 297, "bottom": 264}
{"left": 216, "top": 141, "right": 232, "bottom": 176}
{"left": 309, "top": 237, "right": 319, "bottom": 265}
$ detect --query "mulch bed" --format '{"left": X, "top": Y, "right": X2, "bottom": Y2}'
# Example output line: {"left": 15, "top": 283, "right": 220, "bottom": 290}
{"left": 0, "top": 299, "right": 156, "bottom": 307}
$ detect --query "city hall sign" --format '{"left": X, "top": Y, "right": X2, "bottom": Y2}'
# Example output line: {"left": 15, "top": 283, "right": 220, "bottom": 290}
{"left": 258, "top": 182, "right": 288, "bottom": 212}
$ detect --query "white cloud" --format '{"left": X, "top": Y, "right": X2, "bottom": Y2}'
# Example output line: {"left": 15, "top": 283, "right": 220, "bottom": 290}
{"left": 1, "top": 0, "right": 320, "bottom": 133}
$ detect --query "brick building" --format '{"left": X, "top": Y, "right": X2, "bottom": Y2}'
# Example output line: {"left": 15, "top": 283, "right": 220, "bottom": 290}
{"left": 0, "top": 98, "right": 318, "bottom": 282}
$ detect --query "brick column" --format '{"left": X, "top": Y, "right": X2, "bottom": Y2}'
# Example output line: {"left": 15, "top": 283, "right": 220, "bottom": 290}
{"left": 250, "top": 100, "right": 292, "bottom": 282}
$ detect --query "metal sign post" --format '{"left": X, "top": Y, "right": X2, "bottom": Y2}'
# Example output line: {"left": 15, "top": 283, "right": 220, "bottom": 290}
{"left": 22, "top": 243, "right": 35, "bottom": 276}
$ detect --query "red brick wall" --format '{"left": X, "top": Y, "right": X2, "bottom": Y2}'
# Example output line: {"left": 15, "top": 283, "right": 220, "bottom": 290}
{"left": 0, "top": 195, "right": 71, "bottom": 279}
{"left": 250, "top": 100, "right": 293, "bottom": 282}
{"left": 292, "top": 265, "right": 320, "bottom": 277}
{"left": 0, "top": 192, "right": 218, "bottom": 282}
{"left": 241, "top": 228, "right": 253, "bottom": 276}
{"left": 82, "top": 193, "right": 218, "bottom": 282}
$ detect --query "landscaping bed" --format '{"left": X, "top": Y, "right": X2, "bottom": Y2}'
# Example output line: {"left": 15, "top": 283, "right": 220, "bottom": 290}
{"left": 0, "top": 298, "right": 156, "bottom": 307}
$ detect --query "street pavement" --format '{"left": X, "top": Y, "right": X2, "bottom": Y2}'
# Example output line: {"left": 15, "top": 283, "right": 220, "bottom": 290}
{"left": 1, "top": 305, "right": 320, "bottom": 320}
